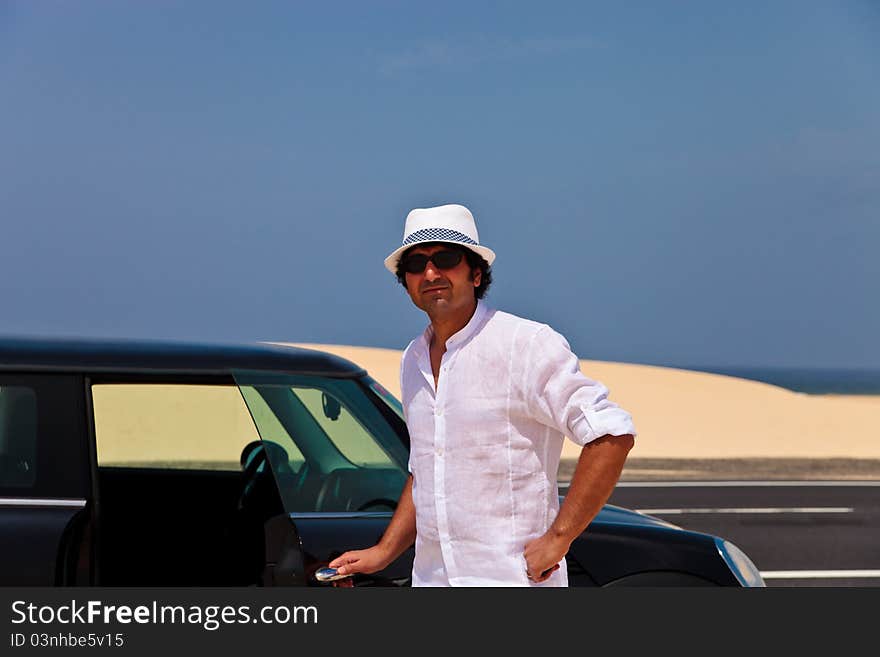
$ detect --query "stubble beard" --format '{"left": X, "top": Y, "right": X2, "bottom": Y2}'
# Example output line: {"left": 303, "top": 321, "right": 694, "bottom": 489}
{"left": 419, "top": 291, "right": 453, "bottom": 321}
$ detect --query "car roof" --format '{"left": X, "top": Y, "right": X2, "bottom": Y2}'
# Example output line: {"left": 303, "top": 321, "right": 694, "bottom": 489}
{"left": 0, "top": 336, "right": 366, "bottom": 377}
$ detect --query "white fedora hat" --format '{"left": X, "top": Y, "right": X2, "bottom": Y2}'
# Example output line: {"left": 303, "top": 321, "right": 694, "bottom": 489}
{"left": 384, "top": 203, "right": 496, "bottom": 273}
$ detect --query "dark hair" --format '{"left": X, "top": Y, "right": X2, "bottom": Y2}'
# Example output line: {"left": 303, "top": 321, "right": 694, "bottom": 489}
{"left": 395, "top": 242, "right": 493, "bottom": 299}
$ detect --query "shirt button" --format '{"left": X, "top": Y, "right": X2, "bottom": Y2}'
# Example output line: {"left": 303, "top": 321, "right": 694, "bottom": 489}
{"left": 435, "top": 407, "right": 442, "bottom": 416}
{"left": 436, "top": 448, "right": 443, "bottom": 456}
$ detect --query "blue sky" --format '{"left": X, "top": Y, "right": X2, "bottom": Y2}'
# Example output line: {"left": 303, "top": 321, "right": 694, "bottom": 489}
{"left": 1, "top": 1, "right": 878, "bottom": 368}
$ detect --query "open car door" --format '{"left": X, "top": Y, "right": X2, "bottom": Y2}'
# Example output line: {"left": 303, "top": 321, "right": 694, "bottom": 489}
{"left": 233, "top": 370, "right": 413, "bottom": 586}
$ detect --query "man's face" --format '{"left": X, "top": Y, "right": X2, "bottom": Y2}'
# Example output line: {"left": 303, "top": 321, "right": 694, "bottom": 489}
{"left": 403, "top": 244, "right": 481, "bottom": 317}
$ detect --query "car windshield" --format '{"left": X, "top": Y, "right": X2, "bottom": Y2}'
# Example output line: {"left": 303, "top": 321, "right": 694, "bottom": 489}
{"left": 232, "top": 371, "right": 408, "bottom": 514}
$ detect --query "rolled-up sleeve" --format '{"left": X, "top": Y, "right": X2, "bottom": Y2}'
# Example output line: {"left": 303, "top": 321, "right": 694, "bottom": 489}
{"left": 526, "top": 326, "right": 637, "bottom": 446}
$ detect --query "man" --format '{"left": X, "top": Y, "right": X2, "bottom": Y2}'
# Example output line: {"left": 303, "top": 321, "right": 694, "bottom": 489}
{"left": 329, "top": 203, "right": 636, "bottom": 586}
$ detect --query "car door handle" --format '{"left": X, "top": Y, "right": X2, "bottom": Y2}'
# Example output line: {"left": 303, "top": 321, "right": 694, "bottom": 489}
{"left": 313, "top": 567, "right": 352, "bottom": 583}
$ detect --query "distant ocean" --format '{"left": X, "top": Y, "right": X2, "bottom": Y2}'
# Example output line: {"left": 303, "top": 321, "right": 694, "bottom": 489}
{"left": 680, "top": 367, "right": 880, "bottom": 395}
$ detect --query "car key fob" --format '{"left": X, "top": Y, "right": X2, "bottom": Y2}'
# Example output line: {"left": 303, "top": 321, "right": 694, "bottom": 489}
{"left": 315, "top": 567, "right": 350, "bottom": 582}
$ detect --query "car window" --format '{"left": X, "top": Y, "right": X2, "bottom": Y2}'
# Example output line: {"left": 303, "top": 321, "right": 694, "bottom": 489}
{"left": 287, "top": 387, "right": 394, "bottom": 467}
{"left": 234, "top": 372, "right": 408, "bottom": 513}
{"left": 0, "top": 374, "right": 88, "bottom": 500}
{"left": 91, "top": 383, "right": 294, "bottom": 470}
{"left": 0, "top": 385, "right": 38, "bottom": 488}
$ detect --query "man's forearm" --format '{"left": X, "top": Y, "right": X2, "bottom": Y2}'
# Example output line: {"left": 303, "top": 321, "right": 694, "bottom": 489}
{"left": 549, "top": 434, "right": 634, "bottom": 544}
{"left": 375, "top": 475, "right": 417, "bottom": 567}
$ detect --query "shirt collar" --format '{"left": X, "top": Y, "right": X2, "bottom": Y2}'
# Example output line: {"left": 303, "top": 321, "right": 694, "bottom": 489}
{"left": 419, "top": 299, "right": 489, "bottom": 352}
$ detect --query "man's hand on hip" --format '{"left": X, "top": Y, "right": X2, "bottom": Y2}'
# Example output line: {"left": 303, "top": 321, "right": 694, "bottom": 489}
{"left": 523, "top": 533, "right": 568, "bottom": 583}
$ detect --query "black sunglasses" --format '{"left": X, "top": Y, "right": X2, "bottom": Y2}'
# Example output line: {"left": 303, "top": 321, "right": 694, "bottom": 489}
{"left": 402, "top": 249, "right": 464, "bottom": 274}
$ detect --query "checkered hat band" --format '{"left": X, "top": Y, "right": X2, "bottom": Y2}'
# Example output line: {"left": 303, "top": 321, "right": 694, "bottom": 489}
{"left": 402, "top": 228, "right": 478, "bottom": 246}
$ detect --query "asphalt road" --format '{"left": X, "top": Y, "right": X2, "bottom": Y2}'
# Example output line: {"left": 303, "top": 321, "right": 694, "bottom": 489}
{"left": 602, "top": 480, "right": 880, "bottom": 587}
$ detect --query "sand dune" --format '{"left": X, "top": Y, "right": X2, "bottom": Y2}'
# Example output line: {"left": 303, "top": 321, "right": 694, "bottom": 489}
{"left": 287, "top": 343, "right": 880, "bottom": 460}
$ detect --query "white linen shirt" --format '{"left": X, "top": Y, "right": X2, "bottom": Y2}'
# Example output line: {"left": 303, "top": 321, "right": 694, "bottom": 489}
{"left": 401, "top": 300, "right": 637, "bottom": 587}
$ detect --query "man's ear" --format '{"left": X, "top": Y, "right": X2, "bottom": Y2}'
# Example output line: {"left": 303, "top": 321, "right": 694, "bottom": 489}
{"left": 472, "top": 268, "right": 481, "bottom": 287}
